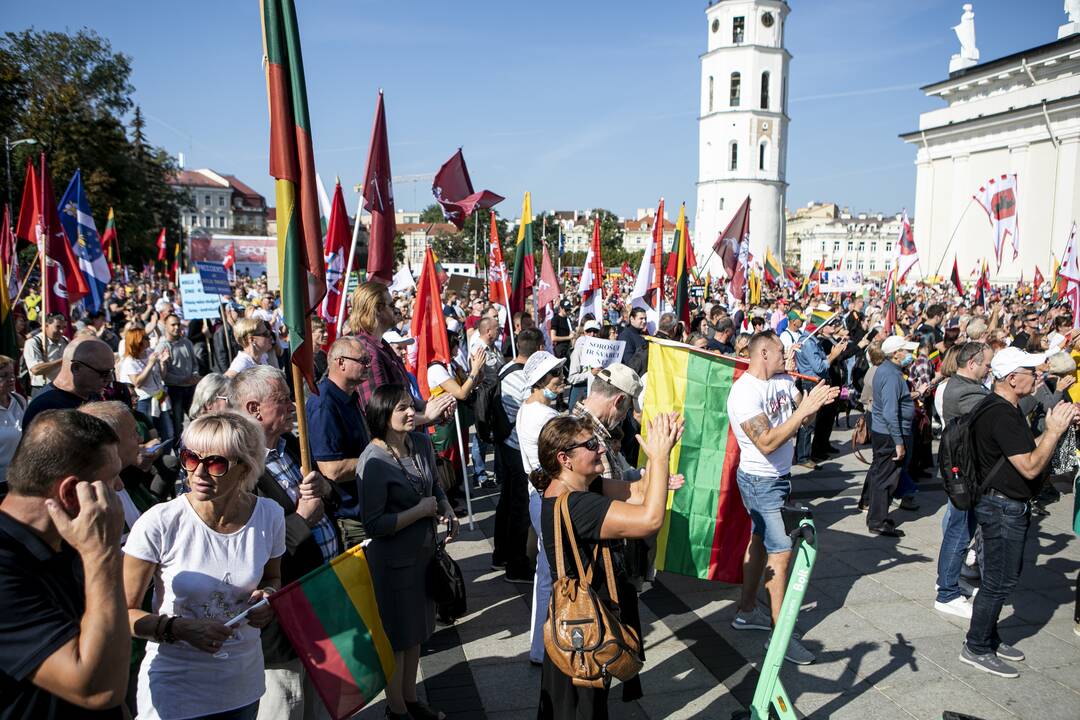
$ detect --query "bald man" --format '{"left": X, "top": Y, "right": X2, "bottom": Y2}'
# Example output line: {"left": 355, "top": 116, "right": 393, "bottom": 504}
{"left": 23, "top": 337, "right": 116, "bottom": 430}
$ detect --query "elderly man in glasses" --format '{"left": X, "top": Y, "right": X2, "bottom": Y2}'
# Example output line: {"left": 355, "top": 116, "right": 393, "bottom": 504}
{"left": 23, "top": 337, "right": 116, "bottom": 430}
{"left": 306, "top": 335, "right": 375, "bottom": 549}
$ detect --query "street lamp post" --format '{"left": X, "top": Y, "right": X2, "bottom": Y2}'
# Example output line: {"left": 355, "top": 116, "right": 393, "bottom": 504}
{"left": 4, "top": 136, "right": 38, "bottom": 212}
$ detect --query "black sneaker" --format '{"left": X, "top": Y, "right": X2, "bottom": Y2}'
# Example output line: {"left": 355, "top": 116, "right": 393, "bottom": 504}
{"left": 960, "top": 644, "right": 1019, "bottom": 678}
{"left": 504, "top": 572, "right": 534, "bottom": 585}
{"left": 995, "top": 642, "right": 1025, "bottom": 662}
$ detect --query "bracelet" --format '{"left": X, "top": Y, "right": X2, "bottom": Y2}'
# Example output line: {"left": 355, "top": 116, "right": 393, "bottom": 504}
{"left": 162, "top": 616, "right": 178, "bottom": 644}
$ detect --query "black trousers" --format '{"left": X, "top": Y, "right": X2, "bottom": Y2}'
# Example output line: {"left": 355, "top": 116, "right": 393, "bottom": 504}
{"left": 811, "top": 397, "right": 840, "bottom": 457}
{"left": 166, "top": 384, "right": 195, "bottom": 436}
{"left": 493, "top": 442, "right": 532, "bottom": 577}
{"left": 866, "top": 432, "right": 902, "bottom": 529}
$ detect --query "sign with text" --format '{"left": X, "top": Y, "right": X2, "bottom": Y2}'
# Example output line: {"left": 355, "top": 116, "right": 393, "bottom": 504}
{"left": 578, "top": 337, "right": 626, "bottom": 369}
{"left": 195, "top": 261, "right": 232, "bottom": 295}
{"left": 179, "top": 273, "right": 223, "bottom": 320}
{"left": 818, "top": 271, "right": 865, "bottom": 293}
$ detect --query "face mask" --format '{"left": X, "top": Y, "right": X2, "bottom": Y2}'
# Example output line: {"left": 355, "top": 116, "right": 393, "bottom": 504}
{"left": 542, "top": 388, "right": 559, "bottom": 402}
{"left": 900, "top": 354, "right": 915, "bottom": 368}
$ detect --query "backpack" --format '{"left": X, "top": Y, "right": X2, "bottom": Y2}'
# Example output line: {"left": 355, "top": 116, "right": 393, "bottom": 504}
{"left": 472, "top": 361, "right": 523, "bottom": 444}
{"left": 544, "top": 493, "right": 643, "bottom": 688}
{"left": 936, "top": 394, "right": 1006, "bottom": 511}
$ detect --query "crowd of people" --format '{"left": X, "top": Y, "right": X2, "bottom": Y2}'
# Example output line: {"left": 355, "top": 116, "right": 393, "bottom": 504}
{"left": 2, "top": 266, "right": 1080, "bottom": 719}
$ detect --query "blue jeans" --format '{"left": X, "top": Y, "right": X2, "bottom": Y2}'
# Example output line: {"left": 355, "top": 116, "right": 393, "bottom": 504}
{"left": 136, "top": 397, "right": 176, "bottom": 442}
{"left": 936, "top": 499, "right": 977, "bottom": 603}
{"left": 470, "top": 436, "right": 491, "bottom": 481}
{"left": 965, "top": 493, "right": 1030, "bottom": 655}
{"left": 735, "top": 469, "right": 793, "bottom": 553}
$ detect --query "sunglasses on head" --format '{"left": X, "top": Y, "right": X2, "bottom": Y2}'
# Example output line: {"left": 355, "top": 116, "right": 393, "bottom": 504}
{"left": 179, "top": 448, "right": 235, "bottom": 478}
{"left": 564, "top": 436, "right": 601, "bottom": 454}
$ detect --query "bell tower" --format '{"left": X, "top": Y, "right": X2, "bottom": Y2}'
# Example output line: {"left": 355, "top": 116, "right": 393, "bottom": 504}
{"left": 695, "top": 0, "right": 790, "bottom": 274}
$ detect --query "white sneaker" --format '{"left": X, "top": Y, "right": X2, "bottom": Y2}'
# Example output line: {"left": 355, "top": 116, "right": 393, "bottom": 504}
{"left": 764, "top": 635, "right": 815, "bottom": 665}
{"left": 959, "top": 578, "right": 980, "bottom": 598}
{"left": 731, "top": 606, "right": 772, "bottom": 631}
{"left": 935, "top": 596, "right": 973, "bottom": 619}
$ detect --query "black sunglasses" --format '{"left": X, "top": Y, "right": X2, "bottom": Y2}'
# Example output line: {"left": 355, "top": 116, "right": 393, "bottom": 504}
{"left": 72, "top": 360, "right": 115, "bottom": 381}
{"left": 564, "top": 436, "right": 601, "bottom": 454}
{"left": 340, "top": 355, "right": 373, "bottom": 366}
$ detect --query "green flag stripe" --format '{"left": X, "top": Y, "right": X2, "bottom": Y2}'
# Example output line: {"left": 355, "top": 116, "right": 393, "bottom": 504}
{"left": 512, "top": 221, "right": 532, "bottom": 288}
{"left": 666, "top": 352, "right": 738, "bottom": 577}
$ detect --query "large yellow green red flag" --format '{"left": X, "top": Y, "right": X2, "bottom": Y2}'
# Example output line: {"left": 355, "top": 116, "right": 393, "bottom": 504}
{"left": 640, "top": 338, "right": 750, "bottom": 582}
{"left": 509, "top": 192, "right": 535, "bottom": 314}
{"left": 262, "top": 0, "right": 327, "bottom": 391}
{"left": 269, "top": 545, "right": 395, "bottom": 720}
{"left": 763, "top": 247, "right": 782, "bottom": 286}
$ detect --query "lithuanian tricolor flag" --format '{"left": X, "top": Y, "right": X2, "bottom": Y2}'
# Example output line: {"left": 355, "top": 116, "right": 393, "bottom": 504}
{"left": 810, "top": 305, "right": 834, "bottom": 326}
{"left": 262, "top": 0, "right": 327, "bottom": 390}
{"left": 509, "top": 192, "right": 535, "bottom": 314}
{"left": 641, "top": 338, "right": 750, "bottom": 583}
{"left": 672, "top": 203, "right": 691, "bottom": 324}
{"left": 763, "top": 247, "right": 782, "bottom": 287}
{"left": 269, "top": 545, "right": 395, "bottom": 720}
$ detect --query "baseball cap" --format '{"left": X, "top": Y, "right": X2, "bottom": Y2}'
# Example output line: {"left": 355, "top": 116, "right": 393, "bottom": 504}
{"left": 382, "top": 329, "right": 414, "bottom": 345}
{"left": 522, "top": 350, "right": 566, "bottom": 387}
{"left": 595, "top": 363, "right": 642, "bottom": 398}
{"left": 786, "top": 309, "right": 804, "bottom": 322}
{"left": 583, "top": 320, "right": 602, "bottom": 332}
{"left": 881, "top": 336, "right": 919, "bottom": 355}
{"left": 560, "top": 300, "right": 573, "bottom": 311}
{"left": 990, "top": 346, "right": 1046, "bottom": 379}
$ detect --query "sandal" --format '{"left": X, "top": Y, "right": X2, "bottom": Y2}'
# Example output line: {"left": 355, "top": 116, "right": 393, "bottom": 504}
{"left": 405, "top": 700, "right": 446, "bottom": 720}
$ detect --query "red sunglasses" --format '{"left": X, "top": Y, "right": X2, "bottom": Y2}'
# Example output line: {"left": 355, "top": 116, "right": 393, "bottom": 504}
{"left": 179, "top": 448, "right": 235, "bottom": 478}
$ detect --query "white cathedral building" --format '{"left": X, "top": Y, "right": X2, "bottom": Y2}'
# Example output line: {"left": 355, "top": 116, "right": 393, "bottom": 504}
{"left": 694, "top": 0, "right": 791, "bottom": 275}
{"left": 900, "top": 3, "right": 1080, "bottom": 283}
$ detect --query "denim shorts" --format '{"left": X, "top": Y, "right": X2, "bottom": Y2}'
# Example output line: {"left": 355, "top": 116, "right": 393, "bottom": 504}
{"left": 736, "top": 468, "right": 792, "bottom": 553}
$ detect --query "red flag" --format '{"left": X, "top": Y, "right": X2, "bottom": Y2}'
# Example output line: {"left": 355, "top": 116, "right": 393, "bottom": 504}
{"left": 320, "top": 181, "right": 351, "bottom": 343}
{"left": 22, "top": 155, "right": 89, "bottom": 305}
{"left": 537, "top": 241, "right": 562, "bottom": 352}
{"left": 223, "top": 242, "right": 236, "bottom": 271}
{"left": 409, "top": 247, "right": 451, "bottom": 401}
{"left": 620, "top": 260, "right": 633, "bottom": 279}
{"left": 715, "top": 196, "right": 750, "bottom": 300}
{"left": 648, "top": 199, "right": 666, "bottom": 307}
{"left": 950, "top": 256, "right": 963, "bottom": 295}
{"left": 577, "top": 216, "right": 604, "bottom": 320}
{"left": 1033, "top": 265, "right": 1044, "bottom": 292}
{"left": 156, "top": 228, "right": 167, "bottom": 261}
{"left": 882, "top": 268, "right": 897, "bottom": 335}
{"left": 362, "top": 91, "right": 396, "bottom": 284}
{"left": 0, "top": 205, "right": 14, "bottom": 273}
{"left": 14, "top": 159, "right": 38, "bottom": 247}
{"left": 487, "top": 212, "right": 508, "bottom": 307}
{"left": 431, "top": 149, "right": 504, "bottom": 230}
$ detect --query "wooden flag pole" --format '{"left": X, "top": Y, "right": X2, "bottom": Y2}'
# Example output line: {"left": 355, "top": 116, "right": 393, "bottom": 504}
{"left": 291, "top": 315, "right": 315, "bottom": 475}
{"left": 13, "top": 247, "right": 40, "bottom": 305}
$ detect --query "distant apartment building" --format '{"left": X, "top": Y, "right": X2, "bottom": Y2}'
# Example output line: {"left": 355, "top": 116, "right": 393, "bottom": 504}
{"left": 170, "top": 169, "right": 268, "bottom": 235}
{"left": 786, "top": 202, "right": 909, "bottom": 278}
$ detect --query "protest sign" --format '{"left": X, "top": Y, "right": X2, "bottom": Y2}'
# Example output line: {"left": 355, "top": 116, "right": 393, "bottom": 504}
{"left": 179, "top": 273, "right": 223, "bottom": 320}
{"left": 578, "top": 337, "right": 625, "bottom": 368}
{"left": 819, "top": 271, "right": 865, "bottom": 293}
{"left": 195, "top": 261, "right": 232, "bottom": 295}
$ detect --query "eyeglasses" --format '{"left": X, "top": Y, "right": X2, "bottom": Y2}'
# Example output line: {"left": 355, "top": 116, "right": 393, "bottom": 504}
{"left": 564, "top": 436, "right": 601, "bottom": 454}
{"left": 252, "top": 329, "right": 272, "bottom": 338}
{"left": 72, "top": 360, "right": 115, "bottom": 381}
{"left": 340, "top": 355, "right": 373, "bottom": 366}
{"left": 179, "top": 448, "right": 235, "bottom": 478}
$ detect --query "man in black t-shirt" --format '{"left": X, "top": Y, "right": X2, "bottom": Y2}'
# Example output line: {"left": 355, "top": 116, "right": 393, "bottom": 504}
{"left": 550, "top": 301, "right": 573, "bottom": 359}
{"left": 961, "top": 347, "right": 1078, "bottom": 678}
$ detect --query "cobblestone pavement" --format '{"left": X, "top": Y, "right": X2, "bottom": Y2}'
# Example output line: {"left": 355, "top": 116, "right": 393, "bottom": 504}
{"left": 355, "top": 424, "right": 1080, "bottom": 719}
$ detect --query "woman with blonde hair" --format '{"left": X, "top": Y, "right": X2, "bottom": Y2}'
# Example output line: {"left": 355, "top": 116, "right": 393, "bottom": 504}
{"left": 120, "top": 326, "right": 174, "bottom": 440}
{"left": 124, "top": 411, "right": 284, "bottom": 720}
{"left": 225, "top": 317, "right": 274, "bottom": 378}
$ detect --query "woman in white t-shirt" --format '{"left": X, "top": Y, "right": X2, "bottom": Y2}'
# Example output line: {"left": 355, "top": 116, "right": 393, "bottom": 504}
{"left": 119, "top": 325, "right": 174, "bottom": 441}
{"left": 0, "top": 355, "right": 26, "bottom": 487}
{"left": 123, "top": 411, "right": 285, "bottom": 720}
{"left": 225, "top": 317, "right": 274, "bottom": 378}
{"left": 515, "top": 350, "right": 566, "bottom": 666}
{"left": 427, "top": 332, "right": 486, "bottom": 483}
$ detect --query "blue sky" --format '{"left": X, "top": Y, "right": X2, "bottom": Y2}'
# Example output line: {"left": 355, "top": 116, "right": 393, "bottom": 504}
{"left": 2, "top": 0, "right": 1069, "bottom": 222}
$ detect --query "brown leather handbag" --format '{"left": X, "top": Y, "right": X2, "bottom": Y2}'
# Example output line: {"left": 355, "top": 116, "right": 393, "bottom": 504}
{"left": 544, "top": 493, "right": 643, "bottom": 688}
{"left": 851, "top": 414, "right": 871, "bottom": 464}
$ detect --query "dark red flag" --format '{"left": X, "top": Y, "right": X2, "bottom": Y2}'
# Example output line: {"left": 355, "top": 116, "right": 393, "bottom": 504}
{"left": 431, "top": 149, "right": 504, "bottom": 230}
{"left": 409, "top": 246, "right": 451, "bottom": 401}
{"left": 950, "top": 256, "right": 963, "bottom": 295}
{"left": 715, "top": 196, "right": 750, "bottom": 300}
{"left": 363, "top": 91, "right": 396, "bottom": 284}
{"left": 18, "top": 155, "right": 89, "bottom": 305}
{"left": 156, "top": 228, "right": 167, "bottom": 261}
{"left": 1033, "top": 265, "right": 1044, "bottom": 292}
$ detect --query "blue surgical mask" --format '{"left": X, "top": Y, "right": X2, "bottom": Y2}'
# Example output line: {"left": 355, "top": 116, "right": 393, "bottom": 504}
{"left": 900, "top": 354, "right": 915, "bottom": 368}
{"left": 542, "top": 388, "right": 560, "bottom": 402}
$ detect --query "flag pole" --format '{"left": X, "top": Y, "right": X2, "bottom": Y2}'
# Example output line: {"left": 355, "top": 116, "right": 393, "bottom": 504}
{"left": 13, "top": 247, "right": 40, "bottom": 305}
{"left": 471, "top": 210, "right": 478, "bottom": 274}
{"left": 501, "top": 272, "right": 517, "bottom": 358}
{"left": 290, "top": 317, "right": 314, "bottom": 475}
{"left": 452, "top": 408, "right": 475, "bottom": 530}
{"left": 932, "top": 197, "right": 976, "bottom": 277}
{"left": 337, "top": 190, "right": 364, "bottom": 334}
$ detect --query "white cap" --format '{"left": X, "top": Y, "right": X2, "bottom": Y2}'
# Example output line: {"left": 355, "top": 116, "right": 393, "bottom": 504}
{"left": 583, "top": 320, "right": 602, "bottom": 332}
{"left": 990, "top": 346, "right": 1046, "bottom": 379}
{"left": 881, "top": 336, "right": 918, "bottom": 355}
{"left": 595, "top": 363, "right": 643, "bottom": 398}
{"left": 382, "top": 329, "right": 415, "bottom": 345}
{"left": 522, "top": 351, "right": 565, "bottom": 387}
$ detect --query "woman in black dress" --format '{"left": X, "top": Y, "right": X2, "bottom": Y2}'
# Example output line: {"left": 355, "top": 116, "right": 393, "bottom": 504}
{"left": 358, "top": 384, "right": 459, "bottom": 720}
{"left": 533, "top": 412, "right": 683, "bottom": 719}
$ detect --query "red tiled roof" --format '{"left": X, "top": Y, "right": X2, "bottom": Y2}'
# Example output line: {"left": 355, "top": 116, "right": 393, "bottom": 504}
{"left": 221, "top": 174, "right": 264, "bottom": 201}
{"left": 624, "top": 217, "right": 675, "bottom": 232}
{"left": 267, "top": 208, "right": 277, "bottom": 221}
{"left": 171, "top": 170, "right": 226, "bottom": 188}
{"left": 398, "top": 222, "right": 458, "bottom": 234}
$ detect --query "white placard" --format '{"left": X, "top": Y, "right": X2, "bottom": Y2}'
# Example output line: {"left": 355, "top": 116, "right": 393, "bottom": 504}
{"left": 179, "top": 273, "right": 223, "bottom": 320}
{"left": 578, "top": 337, "right": 626, "bottom": 369}
{"left": 818, "top": 270, "right": 865, "bottom": 293}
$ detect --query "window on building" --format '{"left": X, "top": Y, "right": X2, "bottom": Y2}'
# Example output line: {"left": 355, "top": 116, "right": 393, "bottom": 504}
{"left": 729, "top": 72, "right": 741, "bottom": 107}
{"left": 218, "top": 196, "right": 225, "bottom": 207}
{"left": 204, "top": 215, "right": 212, "bottom": 226}
{"left": 708, "top": 76, "right": 714, "bottom": 112}
{"left": 847, "top": 241, "right": 854, "bottom": 252}
{"left": 758, "top": 141, "right": 767, "bottom": 171}
{"left": 733, "top": 16, "right": 745, "bottom": 43}
{"left": 857, "top": 260, "right": 865, "bottom": 271}
{"left": 870, "top": 242, "right": 877, "bottom": 254}
{"left": 729, "top": 142, "right": 738, "bottom": 171}
{"left": 869, "top": 259, "right": 877, "bottom": 271}
{"left": 833, "top": 241, "right": 840, "bottom": 254}
{"left": 760, "top": 71, "right": 770, "bottom": 109}
{"left": 204, "top": 194, "right": 210, "bottom": 206}
{"left": 857, "top": 241, "right": 865, "bottom": 252}
{"left": 218, "top": 217, "right": 226, "bottom": 228}
{"left": 718, "top": 197, "right": 725, "bottom": 211}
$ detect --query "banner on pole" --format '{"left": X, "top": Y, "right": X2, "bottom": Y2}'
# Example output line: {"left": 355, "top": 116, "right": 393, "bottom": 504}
{"left": 179, "top": 273, "right": 224, "bottom": 320}
{"left": 195, "top": 261, "right": 232, "bottom": 295}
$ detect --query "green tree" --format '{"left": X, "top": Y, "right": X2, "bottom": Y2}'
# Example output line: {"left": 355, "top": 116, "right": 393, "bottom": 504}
{"left": 0, "top": 28, "right": 189, "bottom": 261}
{"left": 418, "top": 203, "right": 443, "bottom": 225}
